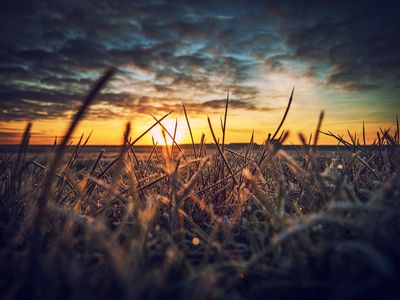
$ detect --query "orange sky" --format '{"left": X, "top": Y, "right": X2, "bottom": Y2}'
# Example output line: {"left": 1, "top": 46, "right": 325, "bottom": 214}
{"left": 0, "top": 98, "right": 395, "bottom": 146}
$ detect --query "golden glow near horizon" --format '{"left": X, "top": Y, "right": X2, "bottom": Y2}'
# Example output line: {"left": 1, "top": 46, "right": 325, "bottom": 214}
{"left": 0, "top": 107, "right": 396, "bottom": 146}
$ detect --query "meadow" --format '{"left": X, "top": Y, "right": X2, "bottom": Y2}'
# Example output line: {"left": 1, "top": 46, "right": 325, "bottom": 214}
{"left": 1, "top": 70, "right": 399, "bottom": 300}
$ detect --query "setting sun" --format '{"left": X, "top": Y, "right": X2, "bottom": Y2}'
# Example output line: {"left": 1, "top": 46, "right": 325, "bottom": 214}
{"left": 151, "top": 119, "right": 185, "bottom": 145}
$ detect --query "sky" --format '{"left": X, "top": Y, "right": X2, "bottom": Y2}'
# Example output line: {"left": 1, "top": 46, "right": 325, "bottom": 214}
{"left": 0, "top": 0, "right": 399, "bottom": 145}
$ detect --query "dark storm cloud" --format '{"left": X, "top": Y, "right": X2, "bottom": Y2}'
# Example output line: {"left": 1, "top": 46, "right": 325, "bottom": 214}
{"left": 89, "top": 94, "right": 273, "bottom": 119}
{"left": 200, "top": 99, "right": 273, "bottom": 112}
{"left": 266, "top": 0, "right": 400, "bottom": 91}
{"left": 0, "top": 0, "right": 399, "bottom": 122}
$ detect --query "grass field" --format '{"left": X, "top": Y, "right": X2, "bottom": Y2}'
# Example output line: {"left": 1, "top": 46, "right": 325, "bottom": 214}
{"left": 1, "top": 70, "right": 399, "bottom": 300}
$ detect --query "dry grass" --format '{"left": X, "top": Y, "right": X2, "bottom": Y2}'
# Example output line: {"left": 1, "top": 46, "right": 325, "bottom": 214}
{"left": 1, "top": 71, "right": 399, "bottom": 300}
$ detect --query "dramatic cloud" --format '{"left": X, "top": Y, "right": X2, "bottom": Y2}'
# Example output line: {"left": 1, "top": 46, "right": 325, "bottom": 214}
{"left": 0, "top": 0, "right": 399, "bottom": 125}
{"left": 265, "top": 0, "right": 400, "bottom": 91}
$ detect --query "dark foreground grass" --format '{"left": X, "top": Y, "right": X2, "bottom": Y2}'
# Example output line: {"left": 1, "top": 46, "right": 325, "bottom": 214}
{"left": 1, "top": 71, "right": 400, "bottom": 300}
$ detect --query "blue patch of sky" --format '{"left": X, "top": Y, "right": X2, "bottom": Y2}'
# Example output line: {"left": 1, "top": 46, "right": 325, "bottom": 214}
{"left": 175, "top": 41, "right": 207, "bottom": 56}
